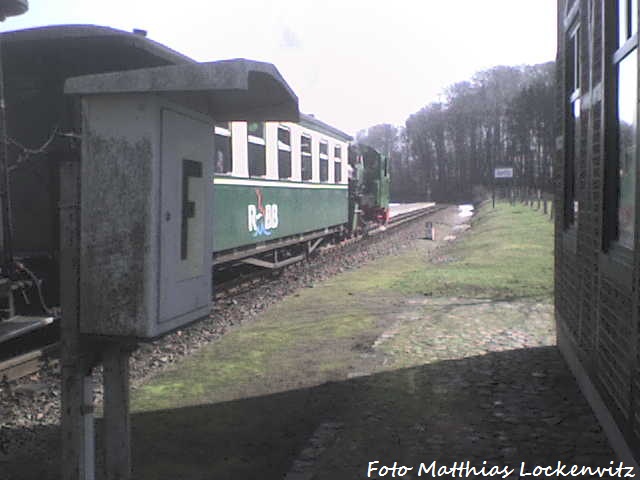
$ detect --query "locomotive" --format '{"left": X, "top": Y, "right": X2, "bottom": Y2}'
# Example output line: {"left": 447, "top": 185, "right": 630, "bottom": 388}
{"left": 0, "top": 25, "right": 390, "bottom": 340}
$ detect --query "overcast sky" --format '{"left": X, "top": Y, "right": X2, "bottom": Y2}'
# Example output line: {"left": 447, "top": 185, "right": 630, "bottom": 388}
{"left": 1, "top": 0, "right": 557, "bottom": 135}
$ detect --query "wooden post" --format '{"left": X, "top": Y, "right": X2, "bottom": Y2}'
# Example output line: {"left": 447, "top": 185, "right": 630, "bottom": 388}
{"left": 60, "top": 158, "right": 97, "bottom": 480}
{"left": 103, "top": 343, "right": 132, "bottom": 480}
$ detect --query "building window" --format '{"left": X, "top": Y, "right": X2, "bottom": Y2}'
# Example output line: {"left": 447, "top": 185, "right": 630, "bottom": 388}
{"left": 278, "top": 126, "right": 291, "bottom": 179}
{"left": 604, "top": 0, "right": 638, "bottom": 250}
{"left": 319, "top": 140, "right": 329, "bottom": 182}
{"left": 334, "top": 145, "right": 342, "bottom": 183}
{"left": 619, "top": 0, "right": 638, "bottom": 47}
{"left": 301, "top": 134, "right": 312, "bottom": 181}
{"left": 214, "top": 122, "right": 232, "bottom": 174}
{"left": 565, "top": 22, "right": 580, "bottom": 228}
{"left": 615, "top": 51, "right": 637, "bottom": 249}
{"left": 248, "top": 122, "right": 266, "bottom": 177}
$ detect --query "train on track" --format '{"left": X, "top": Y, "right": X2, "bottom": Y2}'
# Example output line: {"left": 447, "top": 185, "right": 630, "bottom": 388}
{"left": 0, "top": 25, "right": 390, "bottom": 342}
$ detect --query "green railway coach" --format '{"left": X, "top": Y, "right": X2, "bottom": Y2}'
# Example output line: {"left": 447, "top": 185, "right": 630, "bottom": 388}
{"left": 212, "top": 113, "right": 352, "bottom": 261}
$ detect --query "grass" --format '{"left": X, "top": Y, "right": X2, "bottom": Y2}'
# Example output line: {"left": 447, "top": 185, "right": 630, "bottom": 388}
{"left": 132, "top": 304, "right": 379, "bottom": 412}
{"left": 133, "top": 201, "right": 554, "bottom": 411}
{"left": 392, "top": 202, "right": 554, "bottom": 300}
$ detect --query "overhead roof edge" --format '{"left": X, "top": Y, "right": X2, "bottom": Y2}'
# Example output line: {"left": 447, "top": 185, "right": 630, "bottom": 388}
{"left": 64, "top": 59, "right": 299, "bottom": 122}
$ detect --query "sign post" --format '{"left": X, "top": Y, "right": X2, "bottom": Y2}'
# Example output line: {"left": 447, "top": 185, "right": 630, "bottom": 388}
{"left": 493, "top": 167, "right": 514, "bottom": 207}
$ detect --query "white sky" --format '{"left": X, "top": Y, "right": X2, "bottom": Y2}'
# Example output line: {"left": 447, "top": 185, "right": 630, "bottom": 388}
{"left": 1, "top": 0, "right": 557, "bottom": 135}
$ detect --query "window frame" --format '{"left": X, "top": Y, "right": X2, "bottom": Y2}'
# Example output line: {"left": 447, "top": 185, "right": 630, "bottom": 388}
{"left": 564, "top": 20, "right": 581, "bottom": 230}
{"left": 600, "top": 0, "right": 638, "bottom": 284}
{"left": 603, "top": 1, "right": 639, "bottom": 252}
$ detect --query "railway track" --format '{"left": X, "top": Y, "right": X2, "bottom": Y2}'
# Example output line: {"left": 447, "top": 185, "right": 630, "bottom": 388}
{"left": 213, "top": 203, "right": 443, "bottom": 300}
{"left": 0, "top": 203, "right": 445, "bottom": 383}
{"left": 0, "top": 342, "right": 59, "bottom": 383}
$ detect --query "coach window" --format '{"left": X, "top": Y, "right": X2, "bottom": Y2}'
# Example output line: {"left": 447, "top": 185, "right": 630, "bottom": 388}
{"left": 301, "top": 134, "right": 312, "bottom": 181}
{"left": 214, "top": 122, "right": 232, "bottom": 174}
{"left": 564, "top": 22, "right": 580, "bottom": 228}
{"left": 278, "top": 126, "right": 292, "bottom": 179}
{"left": 334, "top": 145, "right": 342, "bottom": 183}
{"left": 604, "top": 0, "right": 638, "bottom": 251}
{"left": 248, "top": 122, "right": 266, "bottom": 177}
{"left": 319, "top": 140, "right": 329, "bottom": 182}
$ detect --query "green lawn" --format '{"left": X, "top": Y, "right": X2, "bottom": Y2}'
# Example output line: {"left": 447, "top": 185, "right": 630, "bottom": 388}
{"left": 393, "top": 202, "right": 554, "bottom": 300}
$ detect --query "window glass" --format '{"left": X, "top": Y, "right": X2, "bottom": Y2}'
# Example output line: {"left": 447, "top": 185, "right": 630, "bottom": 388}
{"left": 301, "top": 134, "right": 311, "bottom": 154}
{"left": 279, "top": 150, "right": 292, "bottom": 179}
{"left": 278, "top": 126, "right": 291, "bottom": 179}
{"left": 617, "top": 51, "right": 637, "bottom": 248}
{"left": 248, "top": 143, "right": 266, "bottom": 176}
{"left": 574, "top": 33, "right": 580, "bottom": 92}
{"left": 319, "top": 140, "right": 328, "bottom": 182}
{"left": 571, "top": 97, "right": 580, "bottom": 219}
{"left": 278, "top": 125, "right": 290, "bottom": 145}
{"left": 301, "top": 134, "right": 312, "bottom": 181}
{"left": 333, "top": 144, "right": 342, "bottom": 183}
{"left": 633, "top": 0, "right": 638, "bottom": 38}
{"left": 620, "top": 0, "right": 629, "bottom": 47}
{"left": 248, "top": 122, "right": 265, "bottom": 177}
{"left": 214, "top": 122, "right": 232, "bottom": 174}
{"left": 320, "top": 160, "right": 328, "bottom": 182}
{"left": 248, "top": 122, "right": 264, "bottom": 139}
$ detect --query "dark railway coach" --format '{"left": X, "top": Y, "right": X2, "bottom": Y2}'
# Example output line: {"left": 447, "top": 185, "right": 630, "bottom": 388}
{"left": 0, "top": 26, "right": 196, "bottom": 341}
{"left": 4, "top": 25, "right": 192, "bottom": 260}
{"left": 556, "top": 0, "right": 640, "bottom": 463}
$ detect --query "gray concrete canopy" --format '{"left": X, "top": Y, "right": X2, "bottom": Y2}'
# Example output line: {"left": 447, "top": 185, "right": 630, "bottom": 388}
{"left": 64, "top": 59, "right": 299, "bottom": 122}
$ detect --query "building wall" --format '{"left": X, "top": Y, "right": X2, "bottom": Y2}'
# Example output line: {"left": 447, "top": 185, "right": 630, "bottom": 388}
{"left": 556, "top": 0, "right": 640, "bottom": 457}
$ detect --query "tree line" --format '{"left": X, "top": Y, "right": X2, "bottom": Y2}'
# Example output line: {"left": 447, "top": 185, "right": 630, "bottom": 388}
{"left": 356, "top": 62, "right": 555, "bottom": 203}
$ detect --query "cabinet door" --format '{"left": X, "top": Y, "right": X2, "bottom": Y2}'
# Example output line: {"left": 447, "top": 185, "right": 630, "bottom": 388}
{"left": 158, "top": 108, "right": 213, "bottom": 329}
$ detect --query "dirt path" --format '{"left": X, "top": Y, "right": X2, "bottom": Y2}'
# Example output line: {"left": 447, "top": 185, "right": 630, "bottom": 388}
{"left": 129, "top": 205, "right": 614, "bottom": 478}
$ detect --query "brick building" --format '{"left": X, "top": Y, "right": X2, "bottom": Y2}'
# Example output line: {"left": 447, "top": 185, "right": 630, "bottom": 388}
{"left": 556, "top": 0, "right": 640, "bottom": 463}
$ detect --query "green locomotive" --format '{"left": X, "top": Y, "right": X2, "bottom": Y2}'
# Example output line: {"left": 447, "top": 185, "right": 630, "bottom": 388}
{"left": 348, "top": 144, "right": 391, "bottom": 233}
